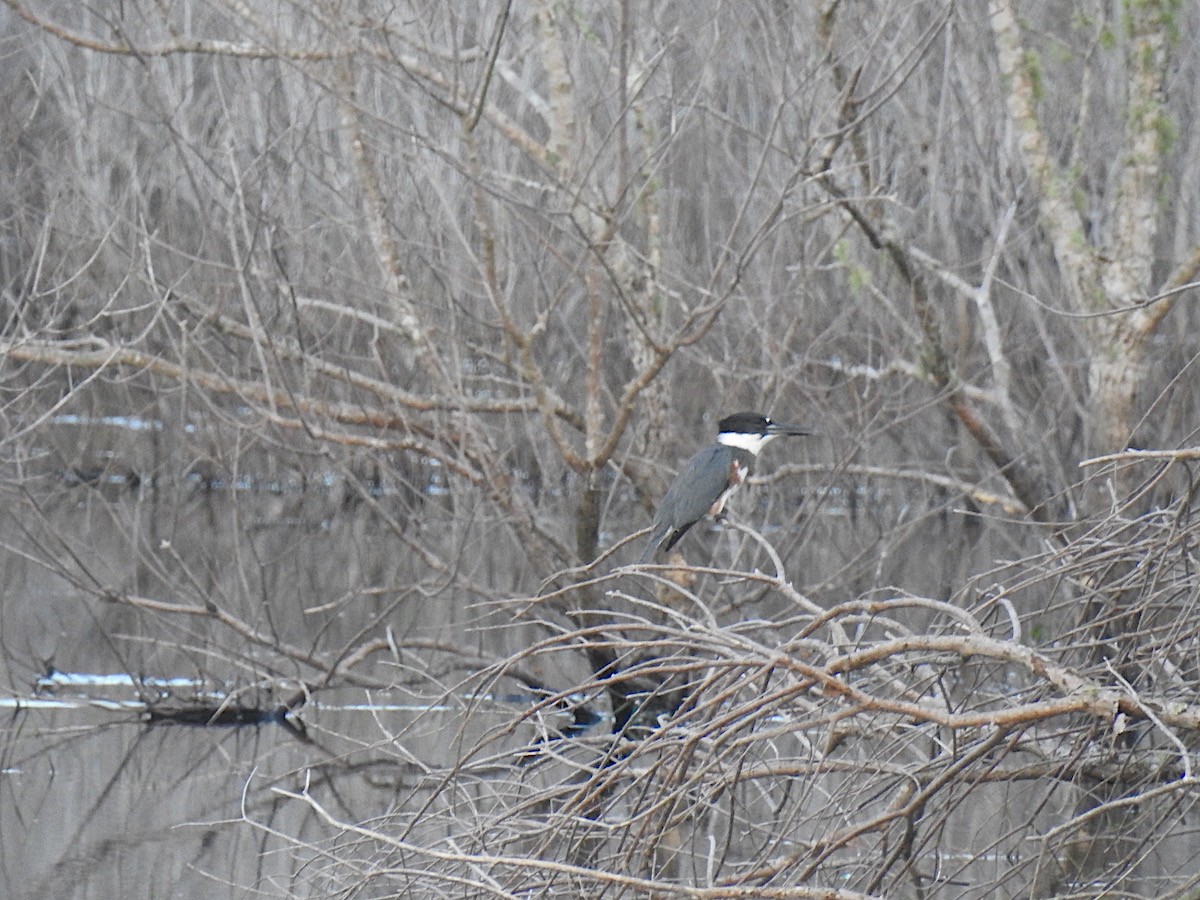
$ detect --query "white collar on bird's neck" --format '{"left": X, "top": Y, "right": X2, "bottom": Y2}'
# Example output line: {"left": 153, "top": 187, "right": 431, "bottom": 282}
{"left": 716, "top": 431, "right": 774, "bottom": 455}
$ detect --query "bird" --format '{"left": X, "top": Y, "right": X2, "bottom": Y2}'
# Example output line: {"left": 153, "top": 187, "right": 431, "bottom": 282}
{"left": 640, "top": 411, "right": 813, "bottom": 562}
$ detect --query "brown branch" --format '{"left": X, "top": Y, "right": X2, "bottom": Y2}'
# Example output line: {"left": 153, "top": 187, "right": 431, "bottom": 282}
{"left": 820, "top": 180, "right": 1054, "bottom": 523}
{"left": 3, "top": 0, "right": 335, "bottom": 60}
{"left": 191, "top": 302, "right": 539, "bottom": 416}
{"left": 4, "top": 0, "right": 552, "bottom": 168}
{"left": 1080, "top": 447, "right": 1200, "bottom": 467}
{"left": 118, "top": 591, "right": 389, "bottom": 688}
{"left": 276, "top": 786, "right": 880, "bottom": 900}
{"left": 765, "top": 462, "right": 1027, "bottom": 515}
{"left": 3, "top": 340, "right": 410, "bottom": 431}
{"left": 335, "top": 62, "right": 432, "bottom": 359}
{"left": 818, "top": 632, "right": 1200, "bottom": 732}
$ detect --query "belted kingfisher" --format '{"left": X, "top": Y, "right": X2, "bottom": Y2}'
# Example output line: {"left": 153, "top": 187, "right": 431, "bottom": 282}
{"left": 640, "top": 411, "right": 813, "bottom": 561}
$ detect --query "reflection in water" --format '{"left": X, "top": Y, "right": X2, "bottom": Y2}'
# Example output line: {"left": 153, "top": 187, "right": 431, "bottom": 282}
{"left": 0, "top": 478, "right": 548, "bottom": 897}
{"left": 4, "top": 450, "right": 1187, "bottom": 897}
{"left": 1, "top": 685, "right": 547, "bottom": 898}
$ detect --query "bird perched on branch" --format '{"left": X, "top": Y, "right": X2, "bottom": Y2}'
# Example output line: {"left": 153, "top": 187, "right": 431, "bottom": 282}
{"left": 640, "top": 411, "right": 813, "bottom": 562}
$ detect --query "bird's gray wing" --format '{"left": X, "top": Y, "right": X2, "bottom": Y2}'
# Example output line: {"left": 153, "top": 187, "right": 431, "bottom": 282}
{"left": 657, "top": 445, "right": 734, "bottom": 529}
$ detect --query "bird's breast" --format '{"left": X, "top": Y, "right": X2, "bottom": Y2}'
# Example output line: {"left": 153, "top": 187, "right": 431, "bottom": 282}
{"left": 708, "top": 460, "right": 749, "bottom": 516}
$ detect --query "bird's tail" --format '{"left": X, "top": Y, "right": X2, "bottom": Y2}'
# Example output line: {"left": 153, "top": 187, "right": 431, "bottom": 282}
{"left": 639, "top": 523, "right": 670, "bottom": 563}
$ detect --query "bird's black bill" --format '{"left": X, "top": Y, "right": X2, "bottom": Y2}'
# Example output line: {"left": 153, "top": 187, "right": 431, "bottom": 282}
{"left": 766, "top": 422, "right": 815, "bottom": 437}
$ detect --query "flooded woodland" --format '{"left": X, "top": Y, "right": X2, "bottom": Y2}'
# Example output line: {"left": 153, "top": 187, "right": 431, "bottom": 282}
{"left": 4, "top": 1, "right": 1200, "bottom": 898}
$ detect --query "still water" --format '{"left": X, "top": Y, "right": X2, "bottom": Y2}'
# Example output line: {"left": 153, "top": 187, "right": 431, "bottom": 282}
{"left": 0, "top": 475, "right": 560, "bottom": 899}
{"left": 5, "top": 455, "right": 1195, "bottom": 898}
{"left": 2, "top": 674, "right": 552, "bottom": 898}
